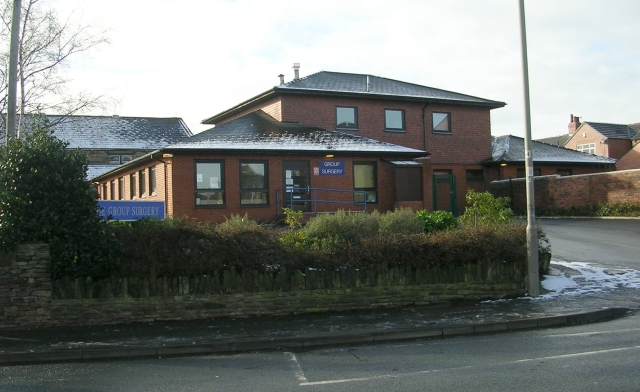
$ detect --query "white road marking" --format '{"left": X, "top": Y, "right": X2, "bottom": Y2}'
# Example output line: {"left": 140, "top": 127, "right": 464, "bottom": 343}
{"left": 293, "top": 345, "right": 640, "bottom": 386}
{"left": 284, "top": 352, "right": 307, "bottom": 383}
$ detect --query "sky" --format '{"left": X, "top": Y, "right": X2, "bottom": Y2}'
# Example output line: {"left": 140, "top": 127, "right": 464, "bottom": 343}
{"left": 49, "top": 0, "right": 640, "bottom": 138}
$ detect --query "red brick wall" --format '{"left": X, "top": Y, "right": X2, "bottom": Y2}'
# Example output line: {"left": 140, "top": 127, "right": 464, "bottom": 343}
{"left": 617, "top": 143, "right": 640, "bottom": 171}
{"left": 279, "top": 95, "right": 493, "bottom": 164}
{"left": 488, "top": 163, "right": 613, "bottom": 181}
{"left": 490, "top": 169, "right": 640, "bottom": 212}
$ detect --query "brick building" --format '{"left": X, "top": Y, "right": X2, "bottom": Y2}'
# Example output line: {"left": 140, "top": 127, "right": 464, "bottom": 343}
{"left": 562, "top": 115, "right": 639, "bottom": 160}
{"left": 93, "top": 68, "right": 506, "bottom": 222}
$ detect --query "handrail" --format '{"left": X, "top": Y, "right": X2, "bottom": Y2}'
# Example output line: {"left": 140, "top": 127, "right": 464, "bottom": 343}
{"left": 275, "top": 187, "right": 368, "bottom": 215}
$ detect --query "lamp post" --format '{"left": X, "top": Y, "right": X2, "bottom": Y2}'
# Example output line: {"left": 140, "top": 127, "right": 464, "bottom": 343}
{"left": 6, "top": 0, "right": 21, "bottom": 145}
{"left": 519, "top": 0, "right": 539, "bottom": 297}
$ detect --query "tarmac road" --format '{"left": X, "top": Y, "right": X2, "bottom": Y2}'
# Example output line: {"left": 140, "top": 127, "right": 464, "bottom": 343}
{"left": 538, "top": 218, "right": 640, "bottom": 269}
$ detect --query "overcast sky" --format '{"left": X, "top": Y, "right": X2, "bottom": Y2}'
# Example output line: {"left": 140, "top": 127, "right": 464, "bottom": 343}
{"left": 53, "top": 0, "right": 639, "bottom": 138}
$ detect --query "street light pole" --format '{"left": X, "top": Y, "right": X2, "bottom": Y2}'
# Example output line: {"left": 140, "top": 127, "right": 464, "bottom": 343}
{"left": 6, "top": 0, "right": 21, "bottom": 145}
{"left": 518, "top": 0, "right": 539, "bottom": 297}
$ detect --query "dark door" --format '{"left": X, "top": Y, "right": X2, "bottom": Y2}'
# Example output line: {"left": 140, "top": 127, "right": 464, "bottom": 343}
{"left": 282, "top": 161, "right": 310, "bottom": 212}
{"left": 432, "top": 170, "right": 457, "bottom": 215}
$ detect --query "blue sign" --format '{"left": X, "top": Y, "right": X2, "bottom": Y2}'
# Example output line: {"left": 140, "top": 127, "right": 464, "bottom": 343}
{"left": 319, "top": 160, "right": 345, "bottom": 176}
{"left": 98, "top": 201, "right": 165, "bottom": 221}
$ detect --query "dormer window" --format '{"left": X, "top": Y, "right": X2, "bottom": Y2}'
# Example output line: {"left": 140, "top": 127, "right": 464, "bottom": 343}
{"left": 336, "top": 107, "right": 357, "bottom": 130}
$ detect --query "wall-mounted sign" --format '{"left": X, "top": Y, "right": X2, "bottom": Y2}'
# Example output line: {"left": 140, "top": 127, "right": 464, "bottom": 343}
{"left": 98, "top": 201, "right": 165, "bottom": 221}
{"left": 318, "top": 160, "right": 345, "bottom": 176}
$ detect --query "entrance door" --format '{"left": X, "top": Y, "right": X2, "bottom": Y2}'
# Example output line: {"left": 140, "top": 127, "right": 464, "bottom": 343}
{"left": 432, "top": 170, "right": 457, "bottom": 215}
{"left": 282, "top": 161, "right": 310, "bottom": 212}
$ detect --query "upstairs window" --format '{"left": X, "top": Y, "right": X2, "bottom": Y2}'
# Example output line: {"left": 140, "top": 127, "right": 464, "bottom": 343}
{"left": 109, "top": 155, "right": 120, "bottom": 164}
{"left": 433, "top": 112, "right": 451, "bottom": 133}
{"left": 121, "top": 155, "right": 132, "bottom": 163}
{"left": 385, "top": 109, "right": 405, "bottom": 132}
{"left": 195, "top": 161, "right": 224, "bottom": 206}
{"left": 336, "top": 107, "right": 358, "bottom": 130}
{"left": 577, "top": 143, "right": 596, "bottom": 155}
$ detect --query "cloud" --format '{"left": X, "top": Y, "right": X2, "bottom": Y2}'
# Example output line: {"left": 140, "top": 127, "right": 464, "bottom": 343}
{"left": 50, "top": 0, "right": 640, "bottom": 137}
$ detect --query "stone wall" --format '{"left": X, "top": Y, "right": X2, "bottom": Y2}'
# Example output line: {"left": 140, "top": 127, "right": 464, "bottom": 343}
{"left": 0, "top": 244, "right": 51, "bottom": 329}
{"left": 490, "top": 169, "right": 640, "bottom": 212}
{"left": 1, "top": 244, "right": 526, "bottom": 329}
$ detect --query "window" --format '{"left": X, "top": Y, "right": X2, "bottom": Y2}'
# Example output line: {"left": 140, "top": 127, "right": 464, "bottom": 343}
{"left": 240, "top": 161, "right": 268, "bottom": 205}
{"left": 109, "top": 155, "right": 120, "bottom": 164}
{"left": 516, "top": 168, "right": 541, "bottom": 178}
{"left": 139, "top": 169, "right": 146, "bottom": 198}
{"left": 433, "top": 112, "right": 451, "bottom": 133}
{"left": 336, "top": 107, "right": 357, "bottom": 130}
{"left": 466, "top": 170, "right": 484, "bottom": 183}
{"left": 557, "top": 169, "right": 572, "bottom": 176}
{"left": 118, "top": 177, "right": 124, "bottom": 200}
{"left": 130, "top": 173, "right": 137, "bottom": 199}
{"left": 577, "top": 143, "right": 596, "bottom": 155}
{"left": 195, "top": 161, "right": 224, "bottom": 206}
{"left": 385, "top": 109, "right": 405, "bottom": 131}
{"left": 121, "top": 155, "right": 132, "bottom": 163}
{"left": 101, "top": 183, "right": 107, "bottom": 200}
{"left": 110, "top": 180, "right": 115, "bottom": 200}
{"left": 395, "top": 167, "right": 422, "bottom": 201}
{"left": 150, "top": 167, "right": 157, "bottom": 196}
{"left": 353, "top": 162, "right": 377, "bottom": 203}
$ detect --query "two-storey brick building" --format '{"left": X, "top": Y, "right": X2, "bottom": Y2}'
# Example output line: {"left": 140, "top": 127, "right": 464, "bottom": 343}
{"left": 93, "top": 68, "right": 505, "bottom": 222}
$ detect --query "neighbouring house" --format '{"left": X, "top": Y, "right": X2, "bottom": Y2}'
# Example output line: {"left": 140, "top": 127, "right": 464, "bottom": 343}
{"left": 617, "top": 130, "right": 640, "bottom": 170}
{"left": 484, "top": 135, "right": 616, "bottom": 181}
{"left": 2, "top": 115, "right": 193, "bottom": 178}
{"left": 563, "top": 115, "right": 639, "bottom": 160}
{"left": 93, "top": 66, "right": 506, "bottom": 222}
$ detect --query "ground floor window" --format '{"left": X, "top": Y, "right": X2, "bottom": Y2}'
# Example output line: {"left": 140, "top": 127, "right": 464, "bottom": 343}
{"left": 130, "top": 172, "right": 137, "bottom": 199}
{"left": 395, "top": 167, "right": 422, "bottom": 201}
{"left": 195, "top": 161, "right": 224, "bottom": 206}
{"left": 353, "top": 162, "right": 377, "bottom": 203}
{"left": 150, "top": 167, "right": 157, "bottom": 195}
{"left": 557, "top": 169, "right": 572, "bottom": 176}
{"left": 240, "top": 161, "right": 268, "bottom": 205}
{"left": 118, "top": 177, "right": 124, "bottom": 200}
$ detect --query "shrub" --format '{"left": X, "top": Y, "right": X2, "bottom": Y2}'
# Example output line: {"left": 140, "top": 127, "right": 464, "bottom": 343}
{"left": 282, "top": 207, "right": 304, "bottom": 229}
{"left": 215, "top": 214, "right": 262, "bottom": 237}
{"left": 459, "top": 190, "right": 513, "bottom": 227}
{"left": 378, "top": 207, "right": 424, "bottom": 236}
{"left": 416, "top": 209, "right": 458, "bottom": 233}
{"left": 303, "top": 210, "right": 380, "bottom": 245}
{"left": 0, "top": 119, "right": 117, "bottom": 278}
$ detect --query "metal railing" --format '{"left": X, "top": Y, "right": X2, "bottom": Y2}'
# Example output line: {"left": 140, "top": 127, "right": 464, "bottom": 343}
{"left": 275, "top": 187, "right": 368, "bottom": 216}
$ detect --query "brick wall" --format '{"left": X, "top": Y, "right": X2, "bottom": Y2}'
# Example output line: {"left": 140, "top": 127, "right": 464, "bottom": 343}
{"left": 617, "top": 144, "right": 640, "bottom": 171}
{"left": 0, "top": 244, "right": 51, "bottom": 329}
{"left": 490, "top": 169, "right": 640, "bottom": 212}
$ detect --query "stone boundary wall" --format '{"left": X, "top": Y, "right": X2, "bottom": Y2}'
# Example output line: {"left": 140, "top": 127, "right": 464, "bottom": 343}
{"left": 0, "top": 244, "right": 52, "bottom": 329}
{"left": 2, "top": 245, "right": 526, "bottom": 329}
{"left": 490, "top": 169, "right": 640, "bottom": 212}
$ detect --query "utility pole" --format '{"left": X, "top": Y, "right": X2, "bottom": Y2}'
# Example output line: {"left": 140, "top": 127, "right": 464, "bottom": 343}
{"left": 6, "top": 0, "right": 21, "bottom": 145}
{"left": 518, "top": 0, "right": 539, "bottom": 297}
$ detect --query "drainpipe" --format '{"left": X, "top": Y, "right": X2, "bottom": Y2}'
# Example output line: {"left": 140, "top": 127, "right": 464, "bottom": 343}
{"left": 150, "top": 152, "right": 169, "bottom": 218}
{"left": 422, "top": 101, "right": 431, "bottom": 152}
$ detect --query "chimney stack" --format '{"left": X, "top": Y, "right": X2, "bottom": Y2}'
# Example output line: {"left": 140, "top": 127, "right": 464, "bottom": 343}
{"left": 278, "top": 74, "right": 285, "bottom": 85}
{"left": 568, "top": 114, "right": 581, "bottom": 135}
{"left": 293, "top": 63, "right": 300, "bottom": 80}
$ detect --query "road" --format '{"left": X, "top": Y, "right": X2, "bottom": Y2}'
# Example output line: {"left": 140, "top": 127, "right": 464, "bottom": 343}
{"left": 2, "top": 314, "right": 639, "bottom": 391}
{"left": 538, "top": 218, "right": 640, "bottom": 269}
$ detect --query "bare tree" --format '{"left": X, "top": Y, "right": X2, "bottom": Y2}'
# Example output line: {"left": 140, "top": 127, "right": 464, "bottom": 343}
{"left": 0, "top": 0, "right": 109, "bottom": 138}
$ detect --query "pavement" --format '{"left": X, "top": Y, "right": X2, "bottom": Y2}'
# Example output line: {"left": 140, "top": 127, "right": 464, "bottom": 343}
{"left": 1, "top": 261, "right": 639, "bottom": 366}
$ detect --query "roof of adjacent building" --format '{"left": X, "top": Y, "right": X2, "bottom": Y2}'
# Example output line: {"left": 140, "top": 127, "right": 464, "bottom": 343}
{"left": 580, "top": 122, "right": 639, "bottom": 140}
{"left": 167, "top": 110, "right": 426, "bottom": 155}
{"left": 87, "top": 165, "right": 120, "bottom": 179}
{"left": 202, "top": 71, "right": 505, "bottom": 124}
{"left": 2, "top": 115, "right": 192, "bottom": 150}
{"left": 534, "top": 134, "right": 571, "bottom": 147}
{"left": 485, "top": 135, "right": 617, "bottom": 165}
